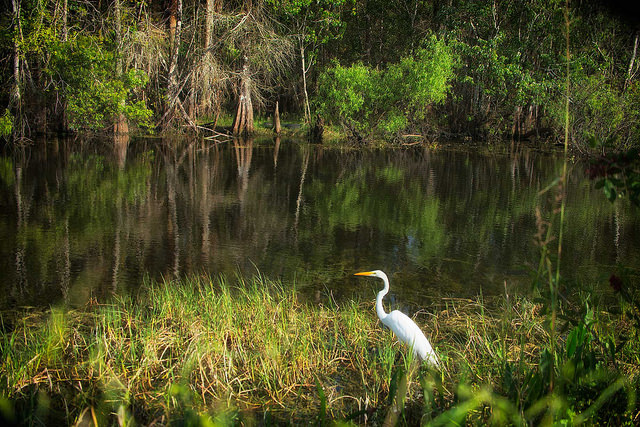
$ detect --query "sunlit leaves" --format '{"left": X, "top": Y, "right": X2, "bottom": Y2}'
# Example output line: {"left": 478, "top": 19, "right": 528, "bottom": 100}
{"left": 46, "top": 36, "right": 151, "bottom": 131}
{"left": 315, "top": 62, "right": 374, "bottom": 137}
{"left": 0, "top": 110, "right": 13, "bottom": 140}
{"left": 315, "top": 36, "right": 456, "bottom": 140}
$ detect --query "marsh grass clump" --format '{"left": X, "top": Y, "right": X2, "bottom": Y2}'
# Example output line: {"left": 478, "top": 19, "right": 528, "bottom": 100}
{"left": 0, "top": 275, "right": 403, "bottom": 424}
{"left": 427, "top": 294, "right": 640, "bottom": 425}
{"left": 1, "top": 275, "right": 639, "bottom": 425}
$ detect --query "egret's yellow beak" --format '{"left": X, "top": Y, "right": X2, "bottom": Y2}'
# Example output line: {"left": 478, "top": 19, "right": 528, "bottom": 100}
{"left": 354, "top": 271, "right": 375, "bottom": 276}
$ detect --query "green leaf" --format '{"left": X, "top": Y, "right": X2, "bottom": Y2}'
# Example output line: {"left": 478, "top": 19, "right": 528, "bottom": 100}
{"left": 603, "top": 179, "right": 617, "bottom": 202}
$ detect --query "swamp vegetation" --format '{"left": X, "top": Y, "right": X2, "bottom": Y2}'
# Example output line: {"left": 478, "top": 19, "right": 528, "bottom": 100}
{"left": 0, "top": 0, "right": 638, "bottom": 150}
{"left": 1, "top": 274, "right": 639, "bottom": 425}
{"left": 0, "top": 138, "right": 638, "bottom": 424}
{"left": 1, "top": 0, "right": 640, "bottom": 425}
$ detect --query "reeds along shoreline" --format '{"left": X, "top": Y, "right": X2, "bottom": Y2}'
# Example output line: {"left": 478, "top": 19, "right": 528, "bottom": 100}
{"left": 1, "top": 274, "right": 638, "bottom": 425}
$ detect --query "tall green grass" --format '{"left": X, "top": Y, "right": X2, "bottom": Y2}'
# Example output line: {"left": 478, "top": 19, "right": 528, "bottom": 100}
{"left": 0, "top": 275, "right": 403, "bottom": 424}
{"left": 1, "top": 274, "right": 638, "bottom": 425}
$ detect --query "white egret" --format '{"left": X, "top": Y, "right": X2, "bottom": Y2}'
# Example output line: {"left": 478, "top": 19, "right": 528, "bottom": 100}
{"left": 355, "top": 270, "right": 439, "bottom": 367}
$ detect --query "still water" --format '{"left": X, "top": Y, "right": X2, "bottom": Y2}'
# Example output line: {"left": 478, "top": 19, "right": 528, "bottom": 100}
{"left": 0, "top": 137, "right": 638, "bottom": 310}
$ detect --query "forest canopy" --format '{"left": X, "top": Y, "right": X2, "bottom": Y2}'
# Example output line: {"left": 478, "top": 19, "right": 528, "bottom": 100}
{"left": 1, "top": 0, "right": 639, "bottom": 149}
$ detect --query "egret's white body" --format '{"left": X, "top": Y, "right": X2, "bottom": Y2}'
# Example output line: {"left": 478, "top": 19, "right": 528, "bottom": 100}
{"left": 355, "top": 270, "right": 439, "bottom": 367}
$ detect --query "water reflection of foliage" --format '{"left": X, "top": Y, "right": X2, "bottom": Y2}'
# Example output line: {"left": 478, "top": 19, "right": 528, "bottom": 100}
{"left": 1, "top": 143, "right": 639, "bottom": 309}
{"left": 293, "top": 154, "right": 444, "bottom": 284}
{"left": 0, "top": 157, "right": 14, "bottom": 186}
{"left": 0, "top": 149, "right": 153, "bottom": 307}
{"left": 66, "top": 154, "right": 152, "bottom": 223}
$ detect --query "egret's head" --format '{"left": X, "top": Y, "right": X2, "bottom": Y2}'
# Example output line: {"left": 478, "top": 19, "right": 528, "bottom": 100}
{"left": 354, "top": 270, "right": 386, "bottom": 279}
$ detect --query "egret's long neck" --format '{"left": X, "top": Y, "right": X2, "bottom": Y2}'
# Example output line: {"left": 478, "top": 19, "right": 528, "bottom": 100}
{"left": 376, "top": 274, "right": 390, "bottom": 321}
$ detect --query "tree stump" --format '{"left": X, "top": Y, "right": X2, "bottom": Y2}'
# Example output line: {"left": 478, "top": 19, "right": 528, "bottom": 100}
{"left": 232, "top": 56, "right": 254, "bottom": 135}
{"left": 310, "top": 115, "right": 324, "bottom": 143}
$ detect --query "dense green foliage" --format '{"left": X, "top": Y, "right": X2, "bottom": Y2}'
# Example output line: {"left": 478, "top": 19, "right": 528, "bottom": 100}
{"left": 0, "top": 109, "right": 12, "bottom": 138}
{"left": 568, "top": 77, "right": 640, "bottom": 150}
{"left": 0, "top": 0, "right": 638, "bottom": 149}
{"left": 1, "top": 0, "right": 152, "bottom": 134}
{"left": 47, "top": 36, "right": 152, "bottom": 131}
{"left": 316, "top": 36, "right": 456, "bottom": 140}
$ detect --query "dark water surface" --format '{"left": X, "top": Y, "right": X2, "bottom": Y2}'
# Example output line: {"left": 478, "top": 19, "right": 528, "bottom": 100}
{"left": 1, "top": 137, "right": 638, "bottom": 310}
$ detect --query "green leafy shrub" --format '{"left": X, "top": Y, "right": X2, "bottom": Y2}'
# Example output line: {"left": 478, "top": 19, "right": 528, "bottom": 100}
{"left": 315, "top": 62, "right": 375, "bottom": 140}
{"left": 315, "top": 36, "right": 456, "bottom": 142}
{"left": 548, "top": 75, "right": 640, "bottom": 150}
{"left": 47, "top": 36, "right": 152, "bottom": 131}
{"left": 0, "top": 110, "right": 13, "bottom": 139}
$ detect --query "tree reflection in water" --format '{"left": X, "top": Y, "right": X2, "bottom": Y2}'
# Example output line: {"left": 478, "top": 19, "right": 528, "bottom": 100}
{"left": 0, "top": 139, "right": 638, "bottom": 310}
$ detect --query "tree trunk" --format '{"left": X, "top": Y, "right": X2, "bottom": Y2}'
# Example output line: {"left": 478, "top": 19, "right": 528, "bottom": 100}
{"left": 62, "top": 0, "right": 68, "bottom": 42}
{"left": 168, "top": 0, "right": 177, "bottom": 49}
{"left": 11, "top": 0, "right": 20, "bottom": 107}
{"left": 512, "top": 106, "right": 522, "bottom": 140}
{"left": 199, "top": 0, "right": 223, "bottom": 115}
{"left": 114, "top": 0, "right": 129, "bottom": 136}
{"left": 273, "top": 100, "right": 281, "bottom": 134}
{"left": 300, "top": 41, "right": 311, "bottom": 124}
{"left": 188, "top": 71, "right": 196, "bottom": 119}
{"left": 625, "top": 31, "right": 639, "bottom": 90}
{"left": 58, "top": 0, "right": 69, "bottom": 134}
{"left": 167, "top": 0, "right": 181, "bottom": 103}
{"left": 310, "top": 115, "right": 324, "bottom": 143}
{"left": 232, "top": 57, "right": 254, "bottom": 135}
{"left": 201, "top": 0, "right": 215, "bottom": 114}
{"left": 204, "top": 0, "right": 213, "bottom": 50}
{"left": 11, "top": 0, "right": 23, "bottom": 138}
{"left": 164, "top": 0, "right": 183, "bottom": 128}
